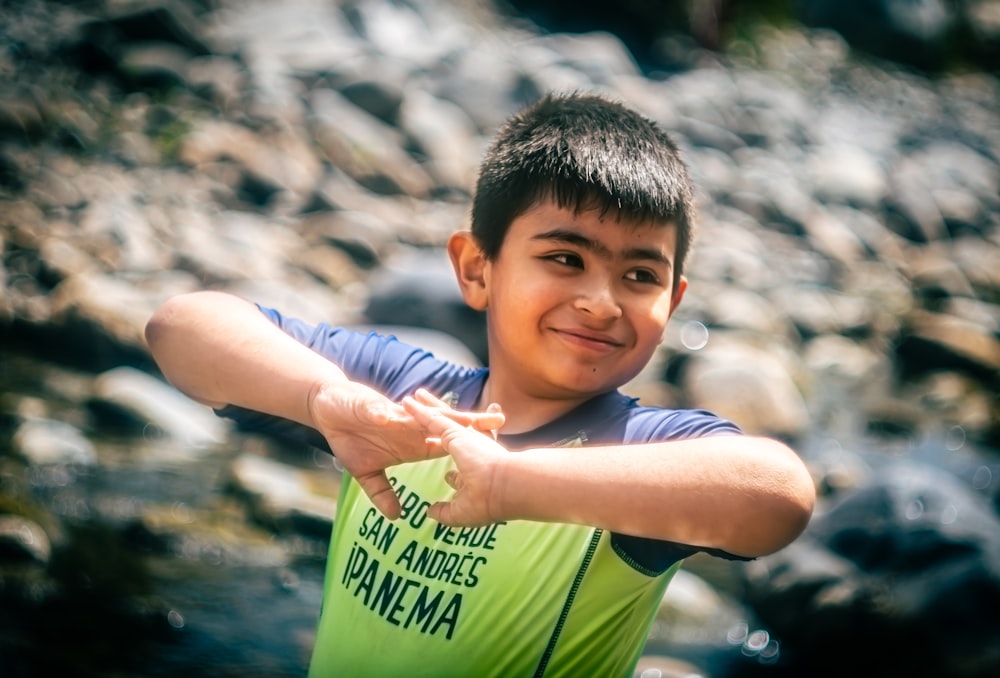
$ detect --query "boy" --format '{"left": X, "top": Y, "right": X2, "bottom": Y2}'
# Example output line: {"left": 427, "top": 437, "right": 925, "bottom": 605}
{"left": 145, "top": 92, "right": 815, "bottom": 677}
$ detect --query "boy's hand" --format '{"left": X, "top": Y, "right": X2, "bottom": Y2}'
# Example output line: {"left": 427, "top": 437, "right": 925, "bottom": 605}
{"left": 407, "top": 388, "right": 505, "bottom": 440}
{"left": 309, "top": 381, "right": 425, "bottom": 519}
{"left": 402, "top": 388, "right": 509, "bottom": 527}
{"left": 309, "top": 382, "right": 505, "bottom": 520}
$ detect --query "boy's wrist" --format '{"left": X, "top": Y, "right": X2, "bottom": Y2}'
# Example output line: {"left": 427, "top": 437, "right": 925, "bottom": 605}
{"left": 303, "top": 372, "right": 347, "bottom": 429}
{"left": 491, "top": 449, "right": 542, "bottom": 523}
{"left": 304, "top": 379, "right": 326, "bottom": 428}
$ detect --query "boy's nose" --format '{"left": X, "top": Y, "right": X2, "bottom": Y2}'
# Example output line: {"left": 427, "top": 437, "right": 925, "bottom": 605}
{"left": 573, "top": 279, "right": 623, "bottom": 320}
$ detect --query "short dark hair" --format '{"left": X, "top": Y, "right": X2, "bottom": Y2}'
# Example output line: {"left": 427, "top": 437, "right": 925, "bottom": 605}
{"left": 470, "top": 91, "right": 696, "bottom": 287}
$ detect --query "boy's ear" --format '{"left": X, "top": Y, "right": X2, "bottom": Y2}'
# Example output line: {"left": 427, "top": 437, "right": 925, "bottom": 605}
{"left": 447, "top": 230, "right": 489, "bottom": 311}
{"left": 669, "top": 275, "right": 688, "bottom": 317}
{"left": 661, "top": 275, "right": 688, "bottom": 342}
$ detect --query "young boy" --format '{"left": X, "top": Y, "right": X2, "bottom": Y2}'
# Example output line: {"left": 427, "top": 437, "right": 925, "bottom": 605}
{"left": 145, "top": 92, "right": 815, "bottom": 677}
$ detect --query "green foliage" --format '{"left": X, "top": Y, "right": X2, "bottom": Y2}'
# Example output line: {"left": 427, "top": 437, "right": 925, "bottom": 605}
{"left": 711, "top": 0, "right": 801, "bottom": 51}
{"left": 149, "top": 114, "right": 191, "bottom": 162}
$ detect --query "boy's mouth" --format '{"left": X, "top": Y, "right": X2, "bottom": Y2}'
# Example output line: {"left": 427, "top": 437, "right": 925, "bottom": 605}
{"left": 553, "top": 328, "right": 624, "bottom": 352}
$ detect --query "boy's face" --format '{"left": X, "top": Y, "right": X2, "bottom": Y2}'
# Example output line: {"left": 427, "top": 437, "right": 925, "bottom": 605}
{"left": 451, "top": 200, "right": 687, "bottom": 404}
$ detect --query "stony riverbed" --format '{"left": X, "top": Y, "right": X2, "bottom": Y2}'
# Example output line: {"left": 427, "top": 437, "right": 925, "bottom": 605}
{"left": 2, "top": 1, "right": 999, "bottom": 676}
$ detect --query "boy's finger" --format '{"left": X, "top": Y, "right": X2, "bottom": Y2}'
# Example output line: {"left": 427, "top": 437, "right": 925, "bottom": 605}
{"left": 405, "top": 395, "right": 502, "bottom": 434}
{"left": 402, "top": 396, "right": 454, "bottom": 433}
{"left": 356, "top": 473, "right": 401, "bottom": 520}
{"left": 413, "top": 388, "right": 453, "bottom": 410}
{"left": 469, "top": 411, "right": 505, "bottom": 433}
{"left": 409, "top": 390, "right": 504, "bottom": 436}
{"left": 427, "top": 500, "right": 452, "bottom": 525}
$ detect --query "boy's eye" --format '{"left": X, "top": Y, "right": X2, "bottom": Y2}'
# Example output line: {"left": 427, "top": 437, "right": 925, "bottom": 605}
{"left": 548, "top": 253, "right": 583, "bottom": 268}
{"left": 625, "top": 269, "right": 661, "bottom": 284}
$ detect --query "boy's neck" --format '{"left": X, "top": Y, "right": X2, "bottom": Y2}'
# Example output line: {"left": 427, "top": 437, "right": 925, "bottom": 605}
{"left": 477, "top": 377, "right": 593, "bottom": 435}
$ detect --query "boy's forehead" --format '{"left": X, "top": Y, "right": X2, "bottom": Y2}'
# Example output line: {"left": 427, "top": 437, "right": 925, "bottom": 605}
{"left": 510, "top": 201, "right": 678, "bottom": 256}
{"left": 522, "top": 199, "right": 676, "bottom": 233}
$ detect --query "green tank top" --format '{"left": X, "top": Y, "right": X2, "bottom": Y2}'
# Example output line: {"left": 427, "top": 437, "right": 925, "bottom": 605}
{"left": 308, "top": 450, "right": 682, "bottom": 677}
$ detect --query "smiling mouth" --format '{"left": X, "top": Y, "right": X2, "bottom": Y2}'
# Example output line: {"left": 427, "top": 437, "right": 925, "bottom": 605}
{"left": 555, "top": 329, "right": 623, "bottom": 351}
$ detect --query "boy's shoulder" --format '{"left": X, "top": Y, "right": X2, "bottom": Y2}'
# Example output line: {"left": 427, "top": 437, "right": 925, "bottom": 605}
{"left": 620, "top": 400, "right": 743, "bottom": 441}
{"left": 499, "top": 391, "right": 742, "bottom": 449}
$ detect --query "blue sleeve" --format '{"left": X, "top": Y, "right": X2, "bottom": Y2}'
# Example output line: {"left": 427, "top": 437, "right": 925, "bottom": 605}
{"left": 640, "top": 407, "right": 743, "bottom": 440}
{"left": 216, "top": 305, "right": 477, "bottom": 451}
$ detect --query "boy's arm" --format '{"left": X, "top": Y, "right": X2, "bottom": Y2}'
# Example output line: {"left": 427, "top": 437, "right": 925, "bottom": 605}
{"left": 144, "top": 291, "right": 504, "bottom": 518}
{"left": 502, "top": 434, "right": 814, "bottom": 558}
{"left": 403, "top": 390, "right": 815, "bottom": 558}
{"left": 144, "top": 290, "right": 344, "bottom": 417}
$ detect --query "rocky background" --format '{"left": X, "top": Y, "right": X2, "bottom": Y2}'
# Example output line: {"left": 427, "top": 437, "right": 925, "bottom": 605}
{"left": 1, "top": 1, "right": 999, "bottom": 677}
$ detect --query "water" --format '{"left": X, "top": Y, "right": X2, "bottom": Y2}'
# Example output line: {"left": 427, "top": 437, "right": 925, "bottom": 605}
{"left": 0, "top": 353, "right": 331, "bottom": 676}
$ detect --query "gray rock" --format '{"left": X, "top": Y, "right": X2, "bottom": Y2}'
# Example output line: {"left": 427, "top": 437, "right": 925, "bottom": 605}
{"left": 681, "top": 334, "right": 811, "bottom": 440}
{"left": 12, "top": 417, "right": 97, "bottom": 466}
{"left": 309, "top": 87, "right": 435, "bottom": 197}
{"left": 224, "top": 453, "right": 338, "bottom": 539}
{"left": 0, "top": 515, "right": 52, "bottom": 564}
{"left": 363, "top": 247, "right": 487, "bottom": 363}
{"left": 744, "top": 460, "right": 1000, "bottom": 677}
{"left": 91, "top": 366, "right": 229, "bottom": 448}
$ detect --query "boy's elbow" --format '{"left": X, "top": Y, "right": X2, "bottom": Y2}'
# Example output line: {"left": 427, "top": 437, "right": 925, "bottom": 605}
{"left": 781, "top": 472, "right": 816, "bottom": 549}
{"left": 145, "top": 300, "right": 174, "bottom": 356}
{"left": 145, "top": 291, "right": 219, "bottom": 350}
{"left": 722, "top": 439, "right": 816, "bottom": 559}
{"left": 144, "top": 292, "right": 218, "bottom": 372}
{"left": 760, "top": 445, "right": 817, "bottom": 556}
{"left": 145, "top": 293, "right": 191, "bottom": 355}
{"left": 144, "top": 303, "right": 169, "bottom": 353}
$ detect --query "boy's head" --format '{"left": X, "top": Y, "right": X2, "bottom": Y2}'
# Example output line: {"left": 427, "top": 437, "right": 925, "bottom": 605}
{"left": 470, "top": 91, "right": 696, "bottom": 290}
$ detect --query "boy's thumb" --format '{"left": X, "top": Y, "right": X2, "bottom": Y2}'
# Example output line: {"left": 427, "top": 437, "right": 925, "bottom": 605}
{"left": 357, "top": 473, "right": 401, "bottom": 520}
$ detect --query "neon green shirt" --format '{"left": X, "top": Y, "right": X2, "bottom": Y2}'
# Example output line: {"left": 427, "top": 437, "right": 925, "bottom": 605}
{"left": 308, "top": 452, "right": 681, "bottom": 677}
{"left": 219, "top": 314, "right": 743, "bottom": 676}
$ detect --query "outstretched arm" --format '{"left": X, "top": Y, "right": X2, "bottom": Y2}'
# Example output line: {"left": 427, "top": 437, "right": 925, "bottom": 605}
{"left": 403, "top": 389, "right": 815, "bottom": 558}
{"left": 145, "top": 291, "right": 503, "bottom": 518}
{"left": 145, "top": 290, "right": 344, "bottom": 416}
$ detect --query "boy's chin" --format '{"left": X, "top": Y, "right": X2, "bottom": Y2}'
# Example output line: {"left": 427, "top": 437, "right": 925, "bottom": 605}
{"left": 548, "top": 374, "right": 631, "bottom": 398}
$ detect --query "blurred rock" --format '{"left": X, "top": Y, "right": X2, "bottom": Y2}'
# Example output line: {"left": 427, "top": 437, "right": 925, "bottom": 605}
{"left": 742, "top": 460, "right": 1000, "bottom": 678}
{"left": 363, "top": 247, "right": 488, "bottom": 364}
{"left": 12, "top": 417, "right": 97, "bottom": 466}
{"left": 0, "top": 516, "right": 52, "bottom": 565}
{"left": 682, "top": 336, "right": 810, "bottom": 440}
{"left": 1, "top": 0, "right": 1000, "bottom": 675}
{"left": 224, "top": 453, "right": 339, "bottom": 539}
{"left": 90, "top": 366, "right": 230, "bottom": 447}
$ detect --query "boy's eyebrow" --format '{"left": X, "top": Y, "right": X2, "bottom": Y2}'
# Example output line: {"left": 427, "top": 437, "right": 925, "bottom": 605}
{"left": 532, "top": 228, "right": 671, "bottom": 266}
